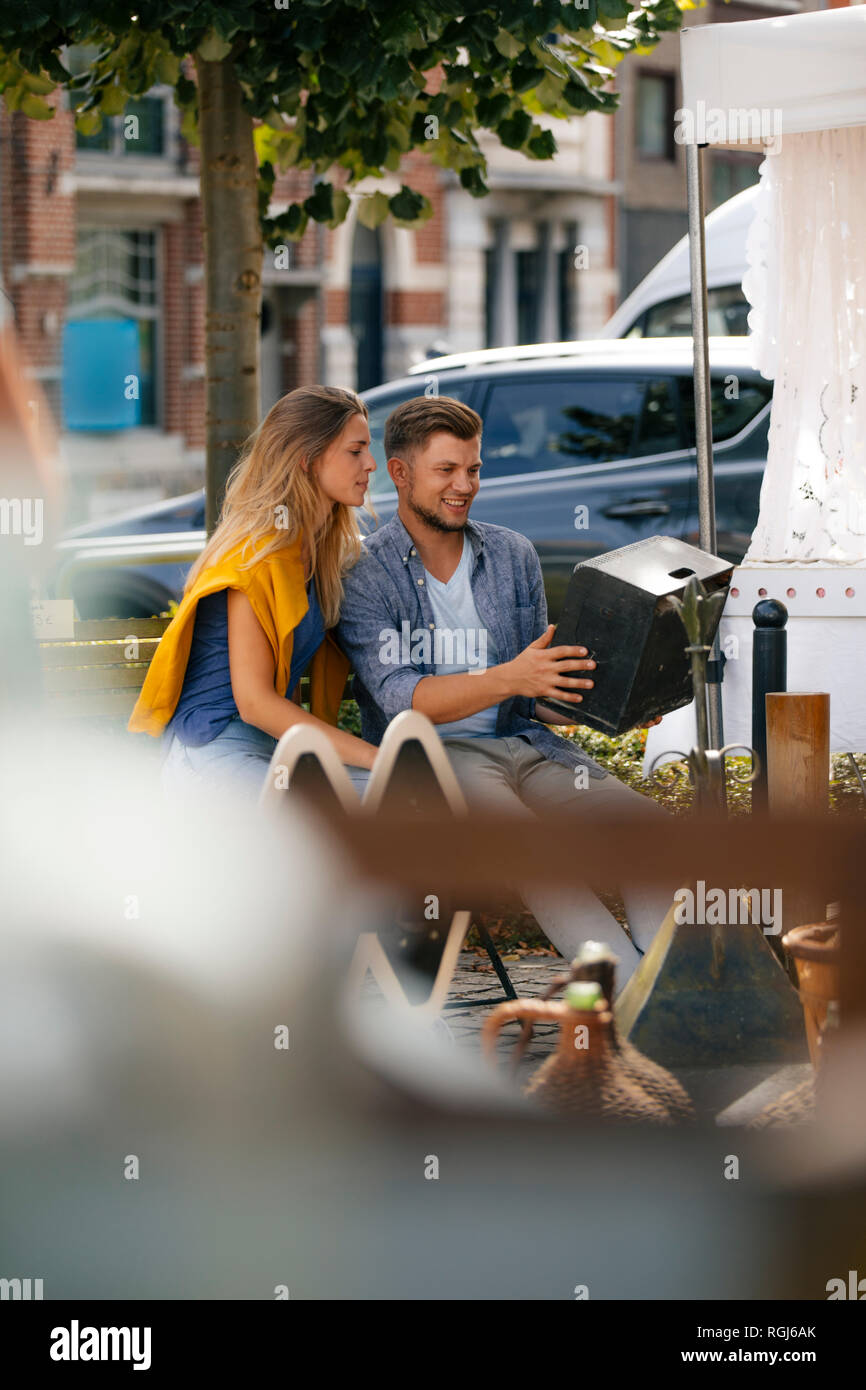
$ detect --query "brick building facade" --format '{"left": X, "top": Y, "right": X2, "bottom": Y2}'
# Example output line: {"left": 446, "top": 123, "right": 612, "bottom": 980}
{"left": 1, "top": 81, "right": 615, "bottom": 526}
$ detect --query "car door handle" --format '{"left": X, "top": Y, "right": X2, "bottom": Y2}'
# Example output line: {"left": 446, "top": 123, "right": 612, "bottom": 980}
{"left": 602, "top": 499, "right": 671, "bottom": 518}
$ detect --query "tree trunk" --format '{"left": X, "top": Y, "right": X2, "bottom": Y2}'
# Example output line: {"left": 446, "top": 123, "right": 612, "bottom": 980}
{"left": 194, "top": 55, "right": 262, "bottom": 536}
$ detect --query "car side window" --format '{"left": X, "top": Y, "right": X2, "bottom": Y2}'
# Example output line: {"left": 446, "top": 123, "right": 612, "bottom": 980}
{"left": 478, "top": 376, "right": 666, "bottom": 476}
{"left": 678, "top": 375, "right": 772, "bottom": 444}
{"left": 365, "top": 379, "right": 475, "bottom": 498}
{"left": 634, "top": 377, "right": 681, "bottom": 456}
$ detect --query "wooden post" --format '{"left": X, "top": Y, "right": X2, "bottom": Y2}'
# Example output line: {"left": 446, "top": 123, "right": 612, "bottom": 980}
{"left": 767, "top": 693, "right": 830, "bottom": 936}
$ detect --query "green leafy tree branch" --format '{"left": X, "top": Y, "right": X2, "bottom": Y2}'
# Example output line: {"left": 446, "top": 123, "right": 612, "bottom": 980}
{"left": 1, "top": 0, "right": 686, "bottom": 527}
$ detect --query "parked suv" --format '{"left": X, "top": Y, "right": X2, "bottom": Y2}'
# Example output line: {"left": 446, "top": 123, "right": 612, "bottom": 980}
{"left": 56, "top": 337, "right": 771, "bottom": 621}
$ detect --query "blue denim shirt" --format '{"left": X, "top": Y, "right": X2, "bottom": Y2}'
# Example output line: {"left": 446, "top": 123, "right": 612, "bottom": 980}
{"left": 337, "top": 514, "right": 607, "bottom": 779}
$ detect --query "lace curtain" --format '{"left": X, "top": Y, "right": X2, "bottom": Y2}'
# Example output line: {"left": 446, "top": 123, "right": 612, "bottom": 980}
{"left": 742, "top": 124, "right": 866, "bottom": 566}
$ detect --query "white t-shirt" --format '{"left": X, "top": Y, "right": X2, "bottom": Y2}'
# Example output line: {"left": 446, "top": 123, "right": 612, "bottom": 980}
{"left": 424, "top": 534, "right": 500, "bottom": 739}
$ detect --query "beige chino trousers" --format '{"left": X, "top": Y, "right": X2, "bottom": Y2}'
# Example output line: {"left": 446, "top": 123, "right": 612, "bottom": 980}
{"left": 442, "top": 735, "right": 678, "bottom": 992}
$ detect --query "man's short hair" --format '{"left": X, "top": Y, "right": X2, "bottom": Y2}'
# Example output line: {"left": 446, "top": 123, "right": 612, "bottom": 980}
{"left": 384, "top": 396, "right": 482, "bottom": 463}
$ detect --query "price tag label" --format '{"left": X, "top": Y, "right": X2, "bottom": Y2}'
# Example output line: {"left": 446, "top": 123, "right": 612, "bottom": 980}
{"left": 31, "top": 598, "right": 75, "bottom": 640}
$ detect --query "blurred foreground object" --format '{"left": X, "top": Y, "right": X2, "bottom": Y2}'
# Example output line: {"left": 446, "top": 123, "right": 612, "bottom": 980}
{"left": 616, "top": 904, "right": 808, "bottom": 1069}
{"left": 0, "top": 320, "right": 62, "bottom": 717}
{"left": 1, "top": 738, "right": 865, "bottom": 1297}
{"left": 783, "top": 922, "right": 840, "bottom": 1069}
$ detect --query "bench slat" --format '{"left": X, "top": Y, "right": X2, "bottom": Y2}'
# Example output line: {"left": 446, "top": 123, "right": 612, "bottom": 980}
{"left": 40, "top": 640, "right": 162, "bottom": 669}
{"left": 43, "top": 665, "right": 152, "bottom": 693}
{"left": 37, "top": 615, "right": 353, "bottom": 719}
{"left": 71, "top": 617, "right": 172, "bottom": 640}
{"left": 44, "top": 690, "right": 142, "bottom": 718}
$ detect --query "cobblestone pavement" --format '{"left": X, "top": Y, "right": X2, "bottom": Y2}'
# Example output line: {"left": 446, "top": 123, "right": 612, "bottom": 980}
{"left": 439, "top": 952, "right": 565, "bottom": 1086}
{"left": 358, "top": 949, "right": 568, "bottom": 1089}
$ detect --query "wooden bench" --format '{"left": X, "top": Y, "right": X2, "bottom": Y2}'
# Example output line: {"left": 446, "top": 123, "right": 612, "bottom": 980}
{"left": 39, "top": 616, "right": 173, "bottom": 722}
{"left": 38, "top": 616, "right": 356, "bottom": 724}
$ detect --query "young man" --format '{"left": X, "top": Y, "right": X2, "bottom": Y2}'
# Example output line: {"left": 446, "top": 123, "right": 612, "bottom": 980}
{"left": 337, "top": 397, "right": 674, "bottom": 984}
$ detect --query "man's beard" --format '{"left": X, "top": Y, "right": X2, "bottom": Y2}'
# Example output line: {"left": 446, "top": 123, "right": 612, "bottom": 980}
{"left": 406, "top": 484, "right": 467, "bottom": 533}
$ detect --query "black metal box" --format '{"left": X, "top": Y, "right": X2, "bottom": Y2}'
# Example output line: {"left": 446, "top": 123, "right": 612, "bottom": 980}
{"left": 544, "top": 536, "right": 733, "bottom": 735}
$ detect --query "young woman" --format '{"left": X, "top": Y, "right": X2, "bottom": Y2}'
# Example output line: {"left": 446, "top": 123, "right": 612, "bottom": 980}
{"left": 129, "top": 386, "right": 379, "bottom": 800}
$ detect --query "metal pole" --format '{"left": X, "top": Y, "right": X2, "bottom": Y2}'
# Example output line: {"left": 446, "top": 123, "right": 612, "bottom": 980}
{"left": 751, "top": 599, "right": 788, "bottom": 815}
{"left": 686, "top": 141, "right": 723, "bottom": 749}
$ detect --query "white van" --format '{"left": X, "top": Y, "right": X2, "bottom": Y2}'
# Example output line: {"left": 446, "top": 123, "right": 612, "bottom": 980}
{"left": 600, "top": 184, "right": 758, "bottom": 339}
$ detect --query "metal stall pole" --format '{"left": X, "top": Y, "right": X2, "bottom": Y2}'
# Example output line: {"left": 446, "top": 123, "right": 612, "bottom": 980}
{"left": 685, "top": 141, "right": 724, "bottom": 750}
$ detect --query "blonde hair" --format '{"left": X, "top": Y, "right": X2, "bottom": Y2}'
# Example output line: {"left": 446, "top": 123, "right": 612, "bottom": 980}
{"left": 185, "top": 385, "right": 369, "bottom": 627}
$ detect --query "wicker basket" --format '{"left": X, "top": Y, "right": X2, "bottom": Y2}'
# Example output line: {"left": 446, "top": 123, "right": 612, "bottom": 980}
{"left": 481, "top": 996, "right": 693, "bottom": 1124}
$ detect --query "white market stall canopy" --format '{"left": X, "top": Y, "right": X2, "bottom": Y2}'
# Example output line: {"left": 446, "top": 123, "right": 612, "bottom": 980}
{"left": 645, "top": 5, "right": 866, "bottom": 768}
{"left": 678, "top": 3, "right": 866, "bottom": 572}
{"left": 680, "top": 7, "right": 866, "bottom": 143}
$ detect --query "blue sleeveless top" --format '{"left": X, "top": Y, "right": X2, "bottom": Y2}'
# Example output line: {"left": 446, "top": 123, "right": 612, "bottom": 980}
{"left": 167, "top": 583, "right": 326, "bottom": 747}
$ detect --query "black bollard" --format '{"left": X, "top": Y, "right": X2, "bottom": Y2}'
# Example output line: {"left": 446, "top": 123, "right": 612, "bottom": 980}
{"left": 752, "top": 599, "right": 788, "bottom": 813}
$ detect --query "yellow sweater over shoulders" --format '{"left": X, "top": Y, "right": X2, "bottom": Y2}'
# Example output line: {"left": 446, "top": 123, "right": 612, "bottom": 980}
{"left": 127, "top": 533, "right": 350, "bottom": 736}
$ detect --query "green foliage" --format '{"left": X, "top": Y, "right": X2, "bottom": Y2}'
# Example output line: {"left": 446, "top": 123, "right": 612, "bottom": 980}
{"left": 0, "top": 1, "right": 687, "bottom": 241}
{"left": 337, "top": 698, "right": 361, "bottom": 737}
{"left": 563, "top": 726, "right": 866, "bottom": 819}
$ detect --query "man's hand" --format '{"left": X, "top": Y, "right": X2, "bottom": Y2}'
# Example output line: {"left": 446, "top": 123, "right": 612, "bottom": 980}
{"left": 413, "top": 625, "right": 595, "bottom": 726}
{"left": 639, "top": 715, "right": 663, "bottom": 729}
{"left": 504, "top": 624, "right": 596, "bottom": 705}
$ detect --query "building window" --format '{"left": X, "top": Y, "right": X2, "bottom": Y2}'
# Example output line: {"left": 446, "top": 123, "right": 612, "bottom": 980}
{"left": 516, "top": 248, "right": 542, "bottom": 345}
{"left": 484, "top": 245, "right": 497, "bottom": 348}
{"left": 558, "top": 221, "right": 578, "bottom": 340}
{"left": 486, "top": 221, "right": 582, "bottom": 347}
{"left": 636, "top": 73, "right": 676, "bottom": 161}
{"left": 76, "top": 96, "right": 167, "bottom": 157}
{"left": 66, "top": 227, "right": 160, "bottom": 426}
{"left": 349, "top": 223, "right": 383, "bottom": 392}
{"left": 710, "top": 152, "right": 762, "bottom": 211}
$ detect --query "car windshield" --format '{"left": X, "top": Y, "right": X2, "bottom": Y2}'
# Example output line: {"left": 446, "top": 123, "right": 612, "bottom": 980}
{"left": 625, "top": 286, "right": 751, "bottom": 338}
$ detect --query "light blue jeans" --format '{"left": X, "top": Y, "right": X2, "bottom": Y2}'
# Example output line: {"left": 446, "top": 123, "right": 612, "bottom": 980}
{"left": 161, "top": 716, "right": 370, "bottom": 804}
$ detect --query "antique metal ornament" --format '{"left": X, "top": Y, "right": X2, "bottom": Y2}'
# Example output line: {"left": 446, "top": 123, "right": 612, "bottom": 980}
{"left": 650, "top": 575, "right": 761, "bottom": 815}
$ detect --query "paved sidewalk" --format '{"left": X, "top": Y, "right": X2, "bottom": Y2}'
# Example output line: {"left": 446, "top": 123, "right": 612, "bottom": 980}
{"left": 440, "top": 951, "right": 564, "bottom": 1086}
